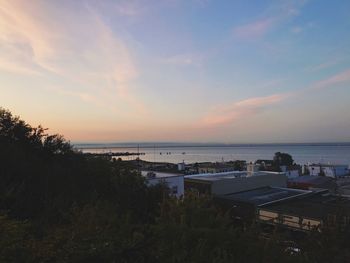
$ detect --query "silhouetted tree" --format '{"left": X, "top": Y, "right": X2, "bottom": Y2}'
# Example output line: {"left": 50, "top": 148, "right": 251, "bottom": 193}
{"left": 273, "top": 152, "right": 294, "bottom": 167}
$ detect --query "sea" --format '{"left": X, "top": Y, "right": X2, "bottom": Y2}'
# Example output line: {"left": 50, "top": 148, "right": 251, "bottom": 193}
{"left": 74, "top": 143, "right": 350, "bottom": 166}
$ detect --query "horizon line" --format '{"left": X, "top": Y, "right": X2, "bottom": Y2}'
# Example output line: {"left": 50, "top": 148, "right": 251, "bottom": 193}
{"left": 73, "top": 141, "right": 350, "bottom": 149}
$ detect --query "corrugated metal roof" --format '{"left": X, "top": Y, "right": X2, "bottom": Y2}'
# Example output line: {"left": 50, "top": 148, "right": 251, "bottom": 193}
{"left": 217, "top": 187, "right": 310, "bottom": 206}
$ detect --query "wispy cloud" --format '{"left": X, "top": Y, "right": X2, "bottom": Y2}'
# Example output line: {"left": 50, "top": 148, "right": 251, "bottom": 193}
{"left": 233, "top": 18, "right": 275, "bottom": 39}
{"left": 291, "top": 26, "right": 303, "bottom": 34}
{"left": 0, "top": 0, "right": 146, "bottom": 116}
{"left": 305, "top": 58, "right": 343, "bottom": 72}
{"left": 0, "top": 59, "right": 40, "bottom": 76}
{"left": 114, "top": 1, "right": 144, "bottom": 16}
{"left": 159, "top": 53, "right": 203, "bottom": 66}
{"left": 309, "top": 69, "right": 350, "bottom": 90}
{"left": 290, "top": 21, "right": 314, "bottom": 34}
{"left": 200, "top": 93, "right": 289, "bottom": 126}
{"left": 200, "top": 68, "right": 350, "bottom": 127}
{"left": 233, "top": 0, "right": 307, "bottom": 39}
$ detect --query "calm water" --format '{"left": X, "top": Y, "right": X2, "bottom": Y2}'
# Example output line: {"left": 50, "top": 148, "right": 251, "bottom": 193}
{"left": 75, "top": 143, "right": 350, "bottom": 165}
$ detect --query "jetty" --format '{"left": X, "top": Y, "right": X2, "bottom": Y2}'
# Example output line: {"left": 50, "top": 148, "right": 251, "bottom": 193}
{"left": 84, "top": 152, "right": 145, "bottom": 157}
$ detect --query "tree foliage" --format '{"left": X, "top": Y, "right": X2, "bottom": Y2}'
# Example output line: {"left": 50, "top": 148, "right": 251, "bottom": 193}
{"left": 273, "top": 152, "right": 295, "bottom": 167}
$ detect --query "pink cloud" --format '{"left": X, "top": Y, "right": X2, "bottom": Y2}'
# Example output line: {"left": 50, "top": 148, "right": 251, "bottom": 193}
{"left": 310, "top": 69, "right": 350, "bottom": 90}
{"left": 200, "top": 68, "right": 350, "bottom": 128}
{"left": 305, "top": 58, "right": 343, "bottom": 72}
{"left": 200, "top": 93, "right": 288, "bottom": 127}
{"left": 159, "top": 53, "right": 203, "bottom": 66}
{"left": 235, "top": 94, "right": 287, "bottom": 107}
{"left": 0, "top": 0, "right": 147, "bottom": 117}
{"left": 233, "top": 18, "right": 275, "bottom": 39}
{"left": 233, "top": 0, "right": 307, "bottom": 39}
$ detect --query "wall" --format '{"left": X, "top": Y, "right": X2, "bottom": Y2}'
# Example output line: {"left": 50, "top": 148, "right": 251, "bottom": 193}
{"left": 257, "top": 208, "right": 321, "bottom": 231}
{"left": 247, "top": 164, "right": 260, "bottom": 177}
{"left": 147, "top": 176, "right": 184, "bottom": 198}
{"left": 285, "top": 170, "right": 300, "bottom": 179}
{"left": 309, "top": 166, "right": 321, "bottom": 176}
{"left": 184, "top": 179, "right": 211, "bottom": 194}
{"left": 334, "top": 166, "right": 349, "bottom": 177}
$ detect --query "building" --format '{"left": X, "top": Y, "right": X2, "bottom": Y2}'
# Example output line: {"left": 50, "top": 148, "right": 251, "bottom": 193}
{"left": 177, "top": 162, "right": 186, "bottom": 171}
{"left": 257, "top": 191, "right": 350, "bottom": 231}
{"left": 196, "top": 162, "right": 239, "bottom": 174}
{"left": 280, "top": 165, "right": 300, "bottom": 179}
{"left": 335, "top": 178, "right": 350, "bottom": 197}
{"left": 215, "top": 186, "right": 350, "bottom": 231}
{"left": 141, "top": 171, "right": 184, "bottom": 198}
{"left": 307, "top": 163, "right": 349, "bottom": 178}
{"left": 215, "top": 186, "right": 311, "bottom": 222}
{"left": 255, "top": 160, "right": 300, "bottom": 178}
{"left": 287, "top": 176, "right": 336, "bottom": 191}
{"left": 185, "top": 171, "right": 287, "bottom": 195}
{"left": 247, "top": 163, "right": 260, "bottom": 176}
{"left": 285, "top": 170, "right": 300, "bottom": 179}
{"left": 255, "top": 159, "right": 274, "bottom": 170}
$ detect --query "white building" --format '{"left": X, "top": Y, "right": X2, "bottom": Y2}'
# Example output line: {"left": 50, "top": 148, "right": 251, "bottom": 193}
{"left": 248, "top": 162, "right": 299, "bottom": 179}
{"left": 141, "top": 171, "right": 184, "bottom": 198}
{"left": 177, "top": 162, "right": 186, "bottom": 171}
{"left": 284, "top": 170, "right": 300, "bottom": 179}
{"left": 247, "top": 163, "right": 260, "bottom": 177}
{"left": 280, "top": 165, "right": 300, "bottom": 179}
{"left": 307, "top": 164, "right": 349, "bottom": 178}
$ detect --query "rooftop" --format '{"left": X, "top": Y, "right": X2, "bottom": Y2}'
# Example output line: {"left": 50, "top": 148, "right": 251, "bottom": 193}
{"left": 185, "top": 171, "right": 246, "bottom": 181}
{"left": 308, "top": 163, "right": 349, "bottom": 168}
{"left": 185, "top": 171, "right": 284, "bottom": 182}
{"left": 261, "top": 192, "right": 350, "bottom": 219}
{"left": 217, "top": 186, "right": 311, "bottom": 206}
{"left": 288, "top": 176, "right": 334, "bottom": 184}
{"left": 197, "top": 162, "right": 244, "bottom": 169}
{"left": 141, "top": 171, "right": 183, "bottom": 179}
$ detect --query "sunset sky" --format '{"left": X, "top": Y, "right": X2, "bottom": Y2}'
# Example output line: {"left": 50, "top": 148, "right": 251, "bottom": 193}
{"left": 1, "top": 0, "right": 350, "bottom": 143}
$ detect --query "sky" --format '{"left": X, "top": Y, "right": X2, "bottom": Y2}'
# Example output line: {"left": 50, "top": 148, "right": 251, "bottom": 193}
{"left": 0, "top": 0, "right": 350, "bottom": 143}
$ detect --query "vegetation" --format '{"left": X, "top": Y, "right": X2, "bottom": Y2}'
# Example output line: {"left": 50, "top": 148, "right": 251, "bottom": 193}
{"left": 1, "top": 107, "right": 350, "bottom": 262}
{"left": 273, "top": 152, "right": 295, "bottom": 167}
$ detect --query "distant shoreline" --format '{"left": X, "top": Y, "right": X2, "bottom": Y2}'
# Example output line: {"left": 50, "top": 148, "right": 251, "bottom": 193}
{"left": 74, "top": 142, "right": 350, "bottom": 150}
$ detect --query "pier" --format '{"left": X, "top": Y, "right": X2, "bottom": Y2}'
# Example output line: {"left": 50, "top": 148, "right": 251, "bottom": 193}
{"left": 84, "top": 152, "right": 145, "bottom": 157}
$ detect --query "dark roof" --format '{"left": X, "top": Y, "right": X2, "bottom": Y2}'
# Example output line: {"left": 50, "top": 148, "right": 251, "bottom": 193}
{"left": 288, "top": 176, "right": 334, "bottom": 185}
{"left": 261, "top": 193, "right": 350, "bottom": 219}
{"left": 217, "top": 187, "right": 310, "bottom": 206}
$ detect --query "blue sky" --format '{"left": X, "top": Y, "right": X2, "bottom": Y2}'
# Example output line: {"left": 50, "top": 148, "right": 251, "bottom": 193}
{"left": 0, "top": 0, "right": 350, "bottom": 142}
